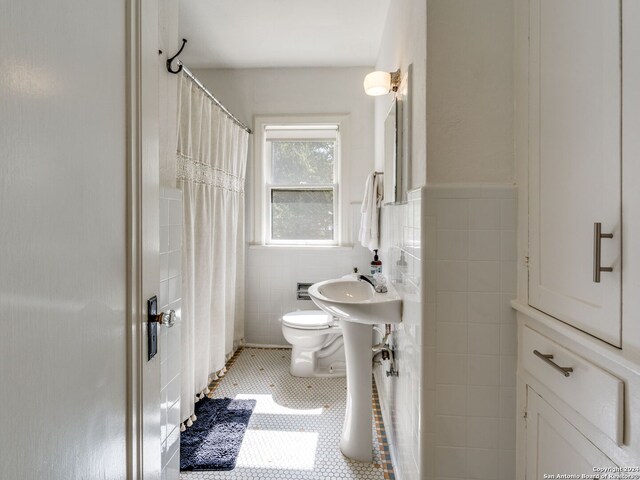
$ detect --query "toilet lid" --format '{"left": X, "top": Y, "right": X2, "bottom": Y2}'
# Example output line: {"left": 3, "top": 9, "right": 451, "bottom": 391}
{"left": 282, "top": 310, "right": 333, "bottom": 329}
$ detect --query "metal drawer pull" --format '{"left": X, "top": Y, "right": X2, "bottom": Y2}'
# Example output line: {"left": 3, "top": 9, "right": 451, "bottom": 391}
{"left": 593, "top": 222, "right": 613, "bottom": 283}
{"left": 533, "top": 350, "right": 573, "bottom": 377}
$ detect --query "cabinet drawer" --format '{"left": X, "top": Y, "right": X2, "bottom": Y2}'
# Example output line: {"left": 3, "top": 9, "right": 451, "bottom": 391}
{"left": 522, "top": 326, "right": 624, "bottom": 444}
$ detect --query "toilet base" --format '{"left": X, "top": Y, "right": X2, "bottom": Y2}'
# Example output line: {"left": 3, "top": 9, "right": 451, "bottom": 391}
{"left": 289, "top": 342, "right": 346, "bottom": 378}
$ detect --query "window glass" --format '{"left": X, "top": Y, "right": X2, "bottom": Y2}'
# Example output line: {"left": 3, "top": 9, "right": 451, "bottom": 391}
{"left": 271, "top": 189, "right": 334, "bottom": 240}
{"left": 271, "top": 141, "right": 335, "bottom": 185}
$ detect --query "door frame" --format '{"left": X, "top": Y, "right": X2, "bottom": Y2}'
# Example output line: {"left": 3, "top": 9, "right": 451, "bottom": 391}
{"left": 125, "top": 0, "right": 161, "bottom": 477}
{"left": 126, "top": 0, "right": 144, "bottom": 476}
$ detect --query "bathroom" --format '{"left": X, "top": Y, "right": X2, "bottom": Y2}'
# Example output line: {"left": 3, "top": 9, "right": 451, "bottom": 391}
{"left": 2, "top": 1, "right": 640, "bottom": 480}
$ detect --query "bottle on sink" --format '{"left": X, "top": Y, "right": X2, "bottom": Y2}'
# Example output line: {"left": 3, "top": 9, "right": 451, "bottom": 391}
{"left": 370, "top": 249, "right": 382, "bottom": 275}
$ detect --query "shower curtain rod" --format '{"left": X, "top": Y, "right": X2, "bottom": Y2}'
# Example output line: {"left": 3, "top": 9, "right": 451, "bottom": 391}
{"left": 180, "top": 64, "right": 252, "bottom": 134}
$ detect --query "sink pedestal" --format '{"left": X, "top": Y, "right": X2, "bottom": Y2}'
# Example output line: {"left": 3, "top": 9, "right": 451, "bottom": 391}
{"left": 339, "top": 319, "right": 373, "bottom": 462}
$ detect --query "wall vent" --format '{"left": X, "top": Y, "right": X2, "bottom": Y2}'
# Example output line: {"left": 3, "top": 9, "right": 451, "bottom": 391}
{"left": 296, "top": 283, "right": 313, "bottom": 300}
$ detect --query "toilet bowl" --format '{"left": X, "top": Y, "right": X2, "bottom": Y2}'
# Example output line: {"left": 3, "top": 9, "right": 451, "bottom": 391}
{"left": 281, "top": 310, "right": 346, "bottom": 378}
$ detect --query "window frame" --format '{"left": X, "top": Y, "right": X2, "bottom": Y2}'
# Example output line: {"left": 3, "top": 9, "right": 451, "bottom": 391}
{"left": 253, "top": 115, "right": 349, "bottom": 247}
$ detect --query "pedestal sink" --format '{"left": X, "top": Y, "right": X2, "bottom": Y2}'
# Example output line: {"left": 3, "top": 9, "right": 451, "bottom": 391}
{"left": 308, "top": 278, "right": 402, "bottom": 462}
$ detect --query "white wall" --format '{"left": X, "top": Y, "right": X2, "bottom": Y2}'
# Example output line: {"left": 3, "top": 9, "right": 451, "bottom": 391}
{"left": 159, "top": 0, "right": 180, "bottom": 188}
{"left": 192, "top": 67, "right": 377, "bottom": 344}
{"left": 374, "top": 0, "right": 427, "bottom": 190}
{"left": 426, "top": 0, "right": 515, "bottom": 183}
{"left": 373, "top": 1, "right": 427, "bottom": 479}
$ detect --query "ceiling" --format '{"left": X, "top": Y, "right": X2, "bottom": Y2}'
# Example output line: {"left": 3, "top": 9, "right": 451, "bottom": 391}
{"left": 178, "top": 0, "right": 391, "bottom": 69}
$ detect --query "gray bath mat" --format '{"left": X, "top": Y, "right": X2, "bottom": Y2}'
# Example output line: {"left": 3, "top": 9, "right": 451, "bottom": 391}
{"left": 180, "top": 397, "right": 256, "bottom": 471}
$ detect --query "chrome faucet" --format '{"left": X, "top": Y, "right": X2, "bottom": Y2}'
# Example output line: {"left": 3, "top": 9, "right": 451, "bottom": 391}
{"left": 358, "top": 274, "right": 389, "bottom": 293}
{"left": 358, "top": 274, "right": 375, "bottom": 288}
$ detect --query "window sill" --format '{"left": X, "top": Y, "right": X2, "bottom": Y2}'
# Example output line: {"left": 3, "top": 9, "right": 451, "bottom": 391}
{"left": 248, "top": 244, "right": 355, "bottom": 251}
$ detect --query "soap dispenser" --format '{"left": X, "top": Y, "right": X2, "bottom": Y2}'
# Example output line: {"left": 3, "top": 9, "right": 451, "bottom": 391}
{"left": 396, "top": 250, "right": 408, "bottom": 282}
{"left": 370, "top": 250, "right": 382, "bottom": 275}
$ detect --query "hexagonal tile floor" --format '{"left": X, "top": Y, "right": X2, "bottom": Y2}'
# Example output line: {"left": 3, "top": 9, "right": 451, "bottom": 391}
{"left": 180, "top": 347, "right": 394, "bottom": 480}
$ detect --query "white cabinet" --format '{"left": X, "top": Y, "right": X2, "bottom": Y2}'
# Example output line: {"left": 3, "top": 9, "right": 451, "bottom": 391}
{"left": 528, "top": 0, "right": 622, "bottom": 346}
{"left": 516, "top": 1, "right": 640, "bottom": 478}
{"left": 526, "top": 387, "right": 618, "bottom": 479}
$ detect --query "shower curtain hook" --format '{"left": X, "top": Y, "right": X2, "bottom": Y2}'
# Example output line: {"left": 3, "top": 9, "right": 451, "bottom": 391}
{"left": 167, "top": 38, "right": 187, "bottom": 74}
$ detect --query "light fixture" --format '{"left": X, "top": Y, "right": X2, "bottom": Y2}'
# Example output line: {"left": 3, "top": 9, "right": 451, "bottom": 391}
{"left": 363, "top": 69, "right": 401, "bottom": 96}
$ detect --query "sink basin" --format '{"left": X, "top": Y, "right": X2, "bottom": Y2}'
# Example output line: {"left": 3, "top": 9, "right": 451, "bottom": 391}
{"left": 308, "top": 277, "right": 403, "bottom": 462}
{"left": 308, "top": 279, "right": 402, "bottom": 325}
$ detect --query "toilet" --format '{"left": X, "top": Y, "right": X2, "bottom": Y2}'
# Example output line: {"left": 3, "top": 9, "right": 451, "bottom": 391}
{"left": 281, "top": 310, "right": 346, "bottom": 377}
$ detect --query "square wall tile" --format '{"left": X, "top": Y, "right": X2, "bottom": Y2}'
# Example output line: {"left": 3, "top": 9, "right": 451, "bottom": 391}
{"left": 468, "top": 261, "right": 501, "bottom": 293}
{"left": 468, "top": 293, "right": 501, "bottom": 324}
{"left": 437, "top": 230, "right": 469, "bottom": 260}
{"left": 435, "top": 447, "right": 467, "bottom": 478}
{"left": 437, "top": 292, "right": 467, "bottom": 323}
{"left": 160, "top": 199, "right": 169, "bottom": 228}
{"left": 468, "top": 355, "right": 500, "bottom": 386}
{"left": 438, "top": 261, "right": 468, "bottom": 292}
{"left": 468, "top": 324, "right": 500, "bottom": 355}
{"left": 467, "top": 386, "right": 500, "bottom": 417}
{"left": 467, "top": 448, "right": 498, "bottom": 480}
{"left": 499, "top": 449, "right": 516, "bottom": 480}
{"left": 500, "top": 261, "right": 517, "bottom": 294}
{"left": 467, "top": 417, "right": 499, "bottom": 449}
{"left": 469, "top": 199, "right": 501, "bottom": 230}
{"left": 436, "top": 385, "right": 467, "bottom": 416}
{"left": 435, "top": 415, "right": 466, "bottom": 447}
{"left": 500, "top": 230, "right": 517, "bottom": 261}
{"left": 468, "top": 230, "right": 501, "bottom": 261}
{"left": 436, "top": 199, "right": 469, "bottom": 230}
{"left": 436, "top": 353, "right": 468, "bottom": 385}
{"left": 437, "top": 323, "right": 468, "bottom": 354}
{"left": 500, "top": 199, "right": 517, "bottom": 229}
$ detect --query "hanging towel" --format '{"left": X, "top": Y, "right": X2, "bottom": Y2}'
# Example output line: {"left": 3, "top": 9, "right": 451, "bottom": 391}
{"left": 359, "top": 171, "right": 384, "bottom": 251}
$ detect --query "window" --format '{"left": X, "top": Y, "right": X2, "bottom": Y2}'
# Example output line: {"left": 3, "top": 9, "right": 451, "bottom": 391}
{"left": 262, "top": 124, "right": 340, "bottom": 245}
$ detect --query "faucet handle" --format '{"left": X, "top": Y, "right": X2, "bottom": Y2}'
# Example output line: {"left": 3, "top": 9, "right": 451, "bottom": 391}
{"left": 373, "top": 273, "right": 388, "bottom": 293}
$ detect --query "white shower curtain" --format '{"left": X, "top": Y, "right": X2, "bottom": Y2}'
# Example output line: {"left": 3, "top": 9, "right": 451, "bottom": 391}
{"left": 176, "top": 72, "right": 249, "bottom": 425}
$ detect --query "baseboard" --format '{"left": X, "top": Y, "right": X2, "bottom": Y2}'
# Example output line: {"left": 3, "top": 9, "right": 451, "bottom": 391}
{"left": 243, "top": 343, "right": 291, "bottom": 349}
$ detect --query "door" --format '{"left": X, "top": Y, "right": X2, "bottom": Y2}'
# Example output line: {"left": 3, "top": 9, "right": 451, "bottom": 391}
{"left": 528, "top": 0, "right": 622, "bottom": 346}
{"left": 0, "top": 1, "right": 161, "bottom": 478}
{"left": 526, "top": 388, "right": 617, "bottom": 479}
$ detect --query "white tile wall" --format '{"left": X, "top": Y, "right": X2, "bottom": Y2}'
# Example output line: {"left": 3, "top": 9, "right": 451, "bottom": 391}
{"left": 244, "top": 204, "right": 372, "bottom": 345}
{"left": 426, "top": 185, "right": 517, "bottom": 480}
{"left": 160, "top": 187, "right": 182, "bottom": 480}
{"left": 375, "top": 187, "right": 424, "bottom": 480}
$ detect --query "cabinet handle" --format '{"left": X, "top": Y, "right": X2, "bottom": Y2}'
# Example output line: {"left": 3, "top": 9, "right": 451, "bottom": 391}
{"left": 593, "top": 222, "right": 613, "bottom": 283}
{"left": 533, "top": 350, "right": 573, "bottom": 377}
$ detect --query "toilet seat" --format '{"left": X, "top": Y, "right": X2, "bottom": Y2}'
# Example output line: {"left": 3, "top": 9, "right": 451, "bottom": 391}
{"left": 282, "top": 310, "right": 333, "bottom": 330}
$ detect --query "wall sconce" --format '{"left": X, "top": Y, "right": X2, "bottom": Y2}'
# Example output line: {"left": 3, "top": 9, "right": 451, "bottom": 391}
{"left": 363, "top": 69, "right": 401, "bottom": 96}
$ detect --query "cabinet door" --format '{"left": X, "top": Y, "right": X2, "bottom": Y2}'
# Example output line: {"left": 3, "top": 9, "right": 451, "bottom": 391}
{"left": 528, "top": 0, "right": 622, "bottom": 346}
{"left": 526, "top": 388, "right": 617, "bottom": 479}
